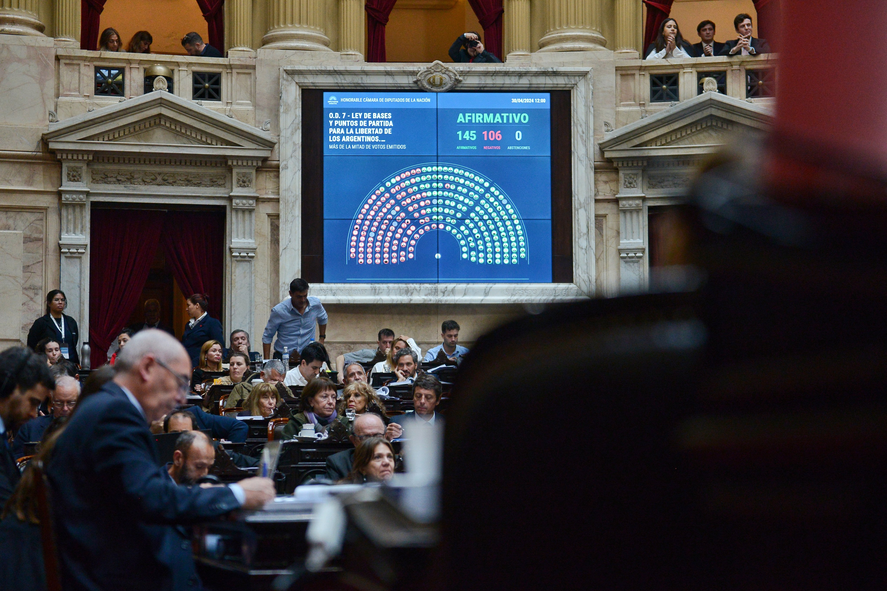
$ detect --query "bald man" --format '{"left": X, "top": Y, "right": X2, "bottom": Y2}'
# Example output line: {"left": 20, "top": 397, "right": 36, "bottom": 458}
{"left": 12, "top": 374, "right": 79, "bottom": 458}
{"left": 47, "top": 329, "right": 276, "bottom": 591}
{"left": 168, "top": 431, "right": 215, "bottom": 485}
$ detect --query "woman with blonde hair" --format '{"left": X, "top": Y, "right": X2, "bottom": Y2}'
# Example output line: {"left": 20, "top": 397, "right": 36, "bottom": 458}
{"left": 240, "top": 382, "right": 282, "bottom": 418}
{"left": 190, "top": 340, "right": 223, "bottom": 393}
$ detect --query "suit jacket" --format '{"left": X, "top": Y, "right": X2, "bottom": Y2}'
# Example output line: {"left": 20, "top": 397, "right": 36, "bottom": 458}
{"left": 690, "top": 41, "right": 728, "bottom": 57}
{"left": 46, "top": 382, "right": 241, "bottom": 591}
{"left": 181, "top": 314, "right": 224, "bottom": 368}
{"left": 724, "top": 37, "right": 771, "bottom": 56}
{"left": 11, "top": 415, "right": 53, "bottom": 458}
{"left": 0, "top": 431, "right": 21, "bottom": 507}
{"left": 186, "top": 405, "right": 248, "bottom": 443}
{"left": 391, "top": 411, "right": 443, "bottom": 439}
{"left": 26, "top": 314, "right": 80, "bottom": 366}
{"left": 325, "top": 448, "right": 355, "bottom": 482}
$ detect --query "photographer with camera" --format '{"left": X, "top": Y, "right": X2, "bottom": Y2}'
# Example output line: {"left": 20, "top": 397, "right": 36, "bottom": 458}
{"left": 449, "top": 31, "right": 501, "bottom": 63}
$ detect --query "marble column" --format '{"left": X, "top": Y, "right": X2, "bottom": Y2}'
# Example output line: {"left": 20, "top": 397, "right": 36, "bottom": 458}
{"left": 538, "top": 0, "right": 606, "bottom": 52}
{"left": 228, "top": 0, "right": 253, "bottom": 51}
{"left": 58, "top": 155, "right": 92, "bottom": 351}
{"left": 54, "top": 0, "right": 79, "bottom": 43}
{"left": 503, "top": 0, "right": 530, "bottom": 60}
{"left": 227, "top": 159, "right": 259, "bottom": 339}
{"left": 338, "top": 0, "right": 364, "bottom": 60}
{"left": 615, "top": 165, "right": 646, "bottom": 294}
{"left": 613, "top": 0, "right": 640, "bottom": 57}
{"left": 0, "top": 0, "right": 45, "bottom": 35}
{"left": 262, "top": 0, "right": 332, "bottom": 51}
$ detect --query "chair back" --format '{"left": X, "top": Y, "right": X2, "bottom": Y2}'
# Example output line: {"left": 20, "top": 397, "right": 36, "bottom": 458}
{"left": 216, "top": 393, "right": 229, "bottom": 415}
{"left": 222, "top": 407, "right": 242, "bottom": 417}
{"left": 31, "top": 460, "right": 62, "bottom": 591}
{"left": 268, "top": 417, "right": 290, "bottom": 440}
{"left": 16, "top": 454, "right": 34, "bottom": 471}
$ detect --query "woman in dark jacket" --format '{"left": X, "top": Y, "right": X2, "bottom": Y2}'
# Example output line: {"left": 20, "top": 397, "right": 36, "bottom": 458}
{"left": 26, "top": 289, "right": 80, "bottom": 366}
{"left": 181, "top": 293, "right": 224, "bottom": 368}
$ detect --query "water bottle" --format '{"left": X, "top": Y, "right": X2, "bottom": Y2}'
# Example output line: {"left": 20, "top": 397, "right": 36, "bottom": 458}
{"left": 80, "top": 342, "right": 91, "bottom": 371}
{"left": 282, "top": 346, "right": 289, "bottom": 368}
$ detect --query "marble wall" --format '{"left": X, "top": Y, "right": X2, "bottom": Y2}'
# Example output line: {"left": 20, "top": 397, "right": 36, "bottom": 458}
{"left": 0, "top": 231, "right": 24, "bottom": 349}
{"left": 0, "top": 210, "right": 47, "bottom": 344}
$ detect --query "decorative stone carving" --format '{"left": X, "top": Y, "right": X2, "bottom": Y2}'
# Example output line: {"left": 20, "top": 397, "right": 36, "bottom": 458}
{"left": 619, "top": 248, "right": 644, "bottom": 260}
{"left": 66, "top": 166, "right": 82, "bottom": 183}
{"left": 230, "top": 249, "right": 256, "bottom": 260}
{"left": 91, "top": 169, "right": 226, "bottom": 188}
{"left": 61, "top": 193, "right": 87, "bottom": 203}
{"left": 647, "top": 174, "right": 690, "bottom": 190}
{"left": 622, "top": 173, "right": 638, "bottom": 189}
{"left": 59, "top": 246, "right": 87, "bottom": 256}
{"left": 700, "top": 77, "right": 719, "bottom": 93}
{"left": 236, "top": 172, "right": 253, "bottom": 188}
{"left": 415, "top": 61, "right": 462, "bottom": 93}
{"left": 618, "top": 198, "right": 643, "bottom": 210}
{"left": 232, "top": 198, "right": 256, "bottom": 209}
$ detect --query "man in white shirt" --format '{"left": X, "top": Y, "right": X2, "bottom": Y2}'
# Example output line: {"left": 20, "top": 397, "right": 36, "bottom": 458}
{"left": 423, "top": 320, "right": 469, "bottom": 365}
{"left": 283, "top": 343, "right": 325, "bottom": 387}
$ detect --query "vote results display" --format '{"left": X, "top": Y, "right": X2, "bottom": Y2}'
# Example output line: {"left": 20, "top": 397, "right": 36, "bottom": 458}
{"left": 323, "top": 92, "right": 551, "bottom": 283}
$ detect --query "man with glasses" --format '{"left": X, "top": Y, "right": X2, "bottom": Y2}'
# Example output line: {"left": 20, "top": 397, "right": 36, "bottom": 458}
{"left": 324, "top": 412, "right": 397, "bottom": 482}
{"left": 12, "top": 375, "right": 78, "bottom": 457}
{"left": 46, "top": 329, "right": 275, "bottom": 591}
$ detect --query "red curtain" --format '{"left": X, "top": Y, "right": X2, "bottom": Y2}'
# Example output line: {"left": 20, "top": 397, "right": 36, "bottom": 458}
{"left": 752, "top": 0, "right": 780, "bottom": 50}
{"left": 159, "top": 211, "right": 225, "bottom": 321}
{"left": 366, "top": 0, "right": 398, "bottom": 62}
{"left": 89, "top": 209, "right": 165, "bottom": 367}
{"left": 642, "top": 0, "right": 674, "bottom": 53}
{"left": 467, "top": 0, "right": 504, "bottom": 61}
{"left": 80, "top": 0, "right": 108, "bottom": 50}
{"left": 194, "top": 0, "right": 225, "bottom": 53}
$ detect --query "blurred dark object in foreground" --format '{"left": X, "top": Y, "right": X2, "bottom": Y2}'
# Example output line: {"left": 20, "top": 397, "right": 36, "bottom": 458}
{"left": 438, "top": 139, "right": 887, "bottom": 590}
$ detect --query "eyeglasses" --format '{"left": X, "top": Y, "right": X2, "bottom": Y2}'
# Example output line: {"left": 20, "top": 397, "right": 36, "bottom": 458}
{"left": 354, "top": 432, "right": 384, "bottom": 442}
{"left": 52, "top": 400, "right": 77, "bottom": 409}
{"left": 155, "top": 358, "right": 190, "bottom": 394}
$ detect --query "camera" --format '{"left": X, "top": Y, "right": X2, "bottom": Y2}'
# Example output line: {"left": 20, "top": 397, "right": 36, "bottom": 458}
{"left": 466, "top": 39, "right": 480, "bottom": 49}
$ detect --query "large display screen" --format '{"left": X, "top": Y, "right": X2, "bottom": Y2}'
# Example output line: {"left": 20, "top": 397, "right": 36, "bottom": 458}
{"left": 322, "top": 91, "right": 552, "bottom": 283}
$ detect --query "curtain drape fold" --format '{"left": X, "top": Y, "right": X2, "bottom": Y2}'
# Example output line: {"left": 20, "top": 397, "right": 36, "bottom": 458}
{"left": 642, "top": 0, "right": 674, "bottom": 54}
{"left": 751, "top": 0, "right": 780, "bottom": 50}
{"left": 365, "top": 0, "right": 398, "bottom": 62}
{"left": 80, "top": 0, "right": 108, "bottom": 50}
{"left": 194, "top": 0, "right": 225, "bottom": 53}
{"left": 88, "top": 210, "right": 164, "bottom": 367}
{"left": 466, "top": 0, "right": 504, "bottom": 61}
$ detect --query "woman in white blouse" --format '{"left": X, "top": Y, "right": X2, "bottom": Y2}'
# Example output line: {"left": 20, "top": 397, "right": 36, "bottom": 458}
{"left": 645, "top": 18, "right": 693, "bottom": 60}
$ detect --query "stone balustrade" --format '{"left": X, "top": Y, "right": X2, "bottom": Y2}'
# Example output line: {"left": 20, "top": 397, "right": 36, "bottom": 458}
{"left": 54, "top": 49, "right": 257, "bottom": 124}
{"left": 615, "top": 54, "right": 777, "bottom": 128}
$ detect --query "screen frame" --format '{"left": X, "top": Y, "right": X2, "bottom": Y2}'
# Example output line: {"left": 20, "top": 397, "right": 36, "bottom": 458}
{"left": 280, "top": 64, "right": 594, "bottom": 304}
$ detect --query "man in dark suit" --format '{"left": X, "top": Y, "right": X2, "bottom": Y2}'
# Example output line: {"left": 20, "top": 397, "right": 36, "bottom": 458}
{"left": 130, "top": 298, "right": 175, "bottom": 335}
{"left": 391, "top": 373, "right": 444, "bottom": 438}
{"left": 725, "top": 13, "right": 771, "bottom": 56}
{"left": 12, "top": 374, "right": 79, "bottom": 457}
{"left": 325, "top": 412, "right": 391, "bottom": 481}
{"left": 691, "top": 20, "right": 728, "bottom": 57}
{"left": 0, "top": 347, "right": 53, "bottom": 505}
{"left": 46, "top": 329, "right": 275, "bottom": 591}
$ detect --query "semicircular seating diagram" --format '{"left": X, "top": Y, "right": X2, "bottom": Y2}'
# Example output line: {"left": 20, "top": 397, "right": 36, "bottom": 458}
{"left": 347, "top": 163, "right": 529, "bottom": 267}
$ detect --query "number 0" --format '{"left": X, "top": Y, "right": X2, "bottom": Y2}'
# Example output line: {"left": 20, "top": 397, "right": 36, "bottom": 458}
{"left": 515, "top": 131, "right": 523, "bottom": 141}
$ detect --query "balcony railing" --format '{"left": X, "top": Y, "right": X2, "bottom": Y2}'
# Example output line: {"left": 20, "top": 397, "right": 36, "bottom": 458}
{"left": 56, "top": 50, "right": 256, "bottom": 121}
{"left": 615, "top": 55, "right": 776, "bottom": 126}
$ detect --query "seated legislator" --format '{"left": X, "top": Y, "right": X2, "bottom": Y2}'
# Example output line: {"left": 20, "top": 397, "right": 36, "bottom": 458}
{"left": 341, "top": 361, "right": 368, "bottom": 386}
{"left": 342, "top": 328, "right": 395, "bottom": 368}
{"left": 228, "top": 329, "right": 261, "bottom": 363}
{"left": 423, "top": 320, "right": 469, "bottom": 366}
{"left": 165, "top": 410, "right": 257, "bottom": 468}
{"left": 218, "top": 351, "right": 249, "bottom": 386}
{"left": 371, "top": 336, "right": 412, "bottom": 376}
{"left": 645, "top": 18, "right": 693, "bottom": 59}
{"left": 392, "top": 373, "right": 444, "bottom": 438}
{"left": 108, "top": 328, "right": 133, "bottom": 365}
{"left": 190, "top": 339, "right": 224, "bottom": 394}
{"left": 0, "top": 348, "right": 53, "bottom": 506}
{"left": 45, "top": 329, "right": 275, "bottom": 591}
{"left": 725, "top": 13, "right": 771, "bottom": 56}
{"left": 281, "top": 377, "right": 340, "bottom": 439}
{"left": 325, "top": 409, "right": 401, "bottom": 482}
{"left": 167, "top": 430, "right": 215, "bottom": 485}
{"left": 338, "top": 437, "right": 396, "bottom": 484}
{"left": 35, "top": 337, "right": 62, "bottom": 366}
{"left": 339, "top": 381, "right": 402, "bottom": 438}
{"left": 239, "top": 382, "right": 284, "bottom": 418}
{"left": 181, "top": 293, "right": 224, "bottom": 369}
{"left": 691, "top": 20, "right": 728, "bottom": 57}
{"left": 12, "top": 375, "right": 79, "bottom": 458}
{"left": 226, "top": 359, "right": 288, "bottom": 409}
{"left": 283, "top": 342, "right": 327, "bottom": 387}
{"left": 391, "top": 348, "right": 419, "bottom": 385}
